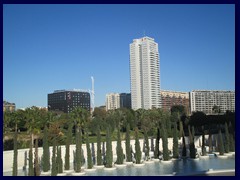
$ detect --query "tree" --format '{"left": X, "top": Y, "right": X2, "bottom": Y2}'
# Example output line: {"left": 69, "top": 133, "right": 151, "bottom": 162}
{"left": 212, "top": 105, "right": 221, "bottom": 114}
{"left": 115, "top": 127, "right": 124, "bottom": 164}
{"left": 70, "top": 107, "right": 89, "bottom": 172}
{"left": 172, "top": 120, "right": 179, "bottom": 159}
{"left": 134, "top": 127, "right": 142, "bottom": 164}
{"left": 125, "top": 123, "right": 132, "bottom": 162}
{"left": 96, "top": 124, "right": 102, "bottom": 165}
{"left": 42, "top": 125, "right": 50, "bottom": 172}
{"left": 224, "top": 122, "right": 229, "bottom": 153}
{"left": 105, "top": 126, "right": 113, "bottom": 168}
{"left": 57, "top": 146, "right": 63, "bottom": 173}
{"left": 64, "top": 121, "right": 73, "bottom": 170}
{"left": 51, "top": 138, "right": 57, "bottom": 176}
{"left": 86, "top": 129, "right": 93, "bottom": 169}
{"left": 218, "top": 129, "right": 225, "bottom": 156}
{"left": 162, "top": 125, "right": 169, "bottom": 161}
{"left": 188, "top": 126, "right": 196, "bottom": 159}
{"left": 11, "top": 110, "right": 23, "bottom": 176}
{"left": 201, "top": 126, "right": 206, "bottom": 156}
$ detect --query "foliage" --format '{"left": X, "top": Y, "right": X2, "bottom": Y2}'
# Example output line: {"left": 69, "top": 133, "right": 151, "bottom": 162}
{"left": 105, "top": 126, "right": 113, "bottom": 168}
{"left": 28, "top": 141, "right": 34, "bottom": 176}
{"left": 125, "top": 123, "right": 132, "bottom": 162}
{"left": 201, "top": 126, "right": 206, "bottom": 156}
{"left": 224, "top": 122, "right": 229, "bottom": 153}
{"left": 34, "top": 139, "right": 40, "bottom": 176}
{"left": 218, "top": 129, "right": 225, "bottom": 155}
{"left": 188, "top": 125, "right": 196, "bottom": 159}
{"left": 86, "top": 129, "right": 93, "bottom": 169}
{"left": 96, "top": 125, "right": 102, "bottom": 165}
{"left": 116, "top": 127, "right": 124, "bottom": 164}
{"left": 51, "top": 138, "right": 57, "bottom": 176}
{"left": 57, "top": 146, "right": 63, "bottom": 173}
{"left": 12, "top": 127, "right": 18, "bottom": 176}
{"left": 42, "top": 126, "right": 50, "bottom": 172}
{"left": 162, "top": 125, "right": 169, "bottom": 161}
{"left": 134, "top": 128, "right": 142, "bottom": 164}
{"left": 64, "top": 122, "right": 73, "bottom": 170}
{"left": 172, "top": 121, "right": 179, "bottom": 159}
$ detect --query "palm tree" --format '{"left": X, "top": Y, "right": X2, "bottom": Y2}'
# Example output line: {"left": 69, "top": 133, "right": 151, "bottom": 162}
{"left": 70, "top": 107, "right": 90, "bottom": 172}
{"left": 25, "top": 107, "right": 42, "bottom": 176}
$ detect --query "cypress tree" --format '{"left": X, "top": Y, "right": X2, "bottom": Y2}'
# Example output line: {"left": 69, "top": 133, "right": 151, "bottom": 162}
{"left": 218, "top": 129, "right": 225, "bottom": 156}
{"left": 228, "top": 122, "right": 235, "bottom": 152}
{"left": 150, "top": 137, "right": 154, "bottom": 152}
{"left": 28, "top": 137, "right": 34, "bottom": 176}
{"left": 201, "top": 126, "right": 206, "bottom": 156}
{"left": 116, "top": 127, "right": 124, "bottom": 164}
{"left": 86, "top": 129, "right": 93, "bottom": 169}
{"left": 57, "top": 146, "right": 63, "bottom": 173}
{"left": 135, "top": 128, "right": 142, "bottom": 164}
{"left": 12, "top": 125, "right": 18, "bottom": 176}
{"left": 180, "top": 121, "right": 186, "bottom": 157}
{"left": 172, "top": 121, "right": 179, "bottom": 159}
{"left": 65, "top": 122, "right": 73, "bottom": 170}
{"left": 154, "top": 128, "right": 160, "bottom": 159}
{"left": 125, "top": 123, "right": 132, "bottom": 162}
{"left": 189, "top": 126, "right": 196, "bottom": 159}
{"left": 34, "top": 139, "right": 40, "bottom": 176}
{"left": 42, "top": 126, "right": 50, "bottom": 172}
{"left": 162, "top": 126, "right": 169, "bottom": 161}
{"left": 224, "top": 122, "right": 229, "bottom": 153}
{"left": 229, "top": 133, "right": 235, "bottom": 152}
{"left": 105, "top": 126, "right": 113, "bottom": 168}
{"left": 75, "top": 126, "right": 82, "bottom": 172}
{"left": 51, "top": 138, "right": 57, "bottom": 176}
{"left": 144, "top": 129, "right": 150, "bottom": 160}
{"left": 96, "top": 125, "right": 102, "bottom": 165}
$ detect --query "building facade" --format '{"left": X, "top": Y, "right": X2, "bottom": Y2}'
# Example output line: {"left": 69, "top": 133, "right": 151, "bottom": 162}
{"left": 3, "top": 101, "right": 16, "bottom": 112}
{"left": 161, "top": 90, "right": 190, "bottom": 114}
{"left": 190, "top": 90, "right": 235, "bottom": 114}
{"left": 130, "top": 36, "right": 161, "bottom": 110}
{"left": 48, "top": 89, "right": 90, "bottom": 113}
{"left": 106, "top": 93, "right": 131, "bottom": 111}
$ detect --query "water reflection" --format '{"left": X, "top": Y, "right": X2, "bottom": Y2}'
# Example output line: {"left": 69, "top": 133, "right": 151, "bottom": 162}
{"left": 4, "top": 156, "right": 235, "bottom": 176}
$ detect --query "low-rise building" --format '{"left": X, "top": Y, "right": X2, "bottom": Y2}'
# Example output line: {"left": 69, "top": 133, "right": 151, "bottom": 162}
{"left": 160, "top": 90, "right": 190, "bottom": 114}
{"left": 3, "top": 101, "right": 16, "bottom": 112}
{"left": 190, "top": 90, "right": 235, "bottom": 114}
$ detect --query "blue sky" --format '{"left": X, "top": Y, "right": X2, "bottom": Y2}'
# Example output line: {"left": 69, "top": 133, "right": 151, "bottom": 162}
{"left": 3, "top": 4, "right": 235, "bottom": 109}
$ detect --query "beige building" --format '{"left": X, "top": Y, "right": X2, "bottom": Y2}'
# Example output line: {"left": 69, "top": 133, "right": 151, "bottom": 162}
{"left": 105, "top": 93, "right": 120, "bottom": 111}
{"left": 190, "top": 90, "right": 235, "bottom": 114}
{"left": 161, "top": 90, "right": 190, "bottom": 114}
{"left": 3, "top": 101, "right": 16, "bottom": 112}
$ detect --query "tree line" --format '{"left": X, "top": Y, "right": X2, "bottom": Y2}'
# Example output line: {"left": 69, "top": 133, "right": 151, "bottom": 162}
{"left": 3, "top": 105, "right": 235, "bottom": 176}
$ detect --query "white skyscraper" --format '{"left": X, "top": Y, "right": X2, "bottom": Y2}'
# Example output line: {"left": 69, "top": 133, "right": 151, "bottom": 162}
{"left": 130, "top": 36, "right": 161, "bottom": 110}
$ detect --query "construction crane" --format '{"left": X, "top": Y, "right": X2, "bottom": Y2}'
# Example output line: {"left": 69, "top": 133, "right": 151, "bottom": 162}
{"left": 90, "top": 76, "right": 95, "bottom": 114}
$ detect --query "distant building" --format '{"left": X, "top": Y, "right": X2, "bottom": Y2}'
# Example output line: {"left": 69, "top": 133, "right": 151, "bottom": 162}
{"left": 120, "top": 93, "right": 131, "bottom": 109}
{"left": 3, "top": 101, "right": 16, "bottom": 112}
{"left": 48, "top": 89, "right": 90, "bottom": 113}
{"left": 106, "top": 93, "right": 131, "bottom": 111}
{"left": 161, "top": 90, "right": 190, "bottom": 114}
{"left": 190, "top": 90, "right": 235, "bottom": 114}
{"left": 130, "top": 36, "right": 161, "bottom": 110}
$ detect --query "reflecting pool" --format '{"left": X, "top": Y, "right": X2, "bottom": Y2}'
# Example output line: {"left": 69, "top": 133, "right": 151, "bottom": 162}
{"left": 3, "top": 155, "right": 235, "bottom": 176}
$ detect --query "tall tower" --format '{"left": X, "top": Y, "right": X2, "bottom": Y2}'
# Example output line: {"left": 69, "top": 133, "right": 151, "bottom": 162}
{"left": 130, "top": 36, "right": 161, "bottom": 110}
